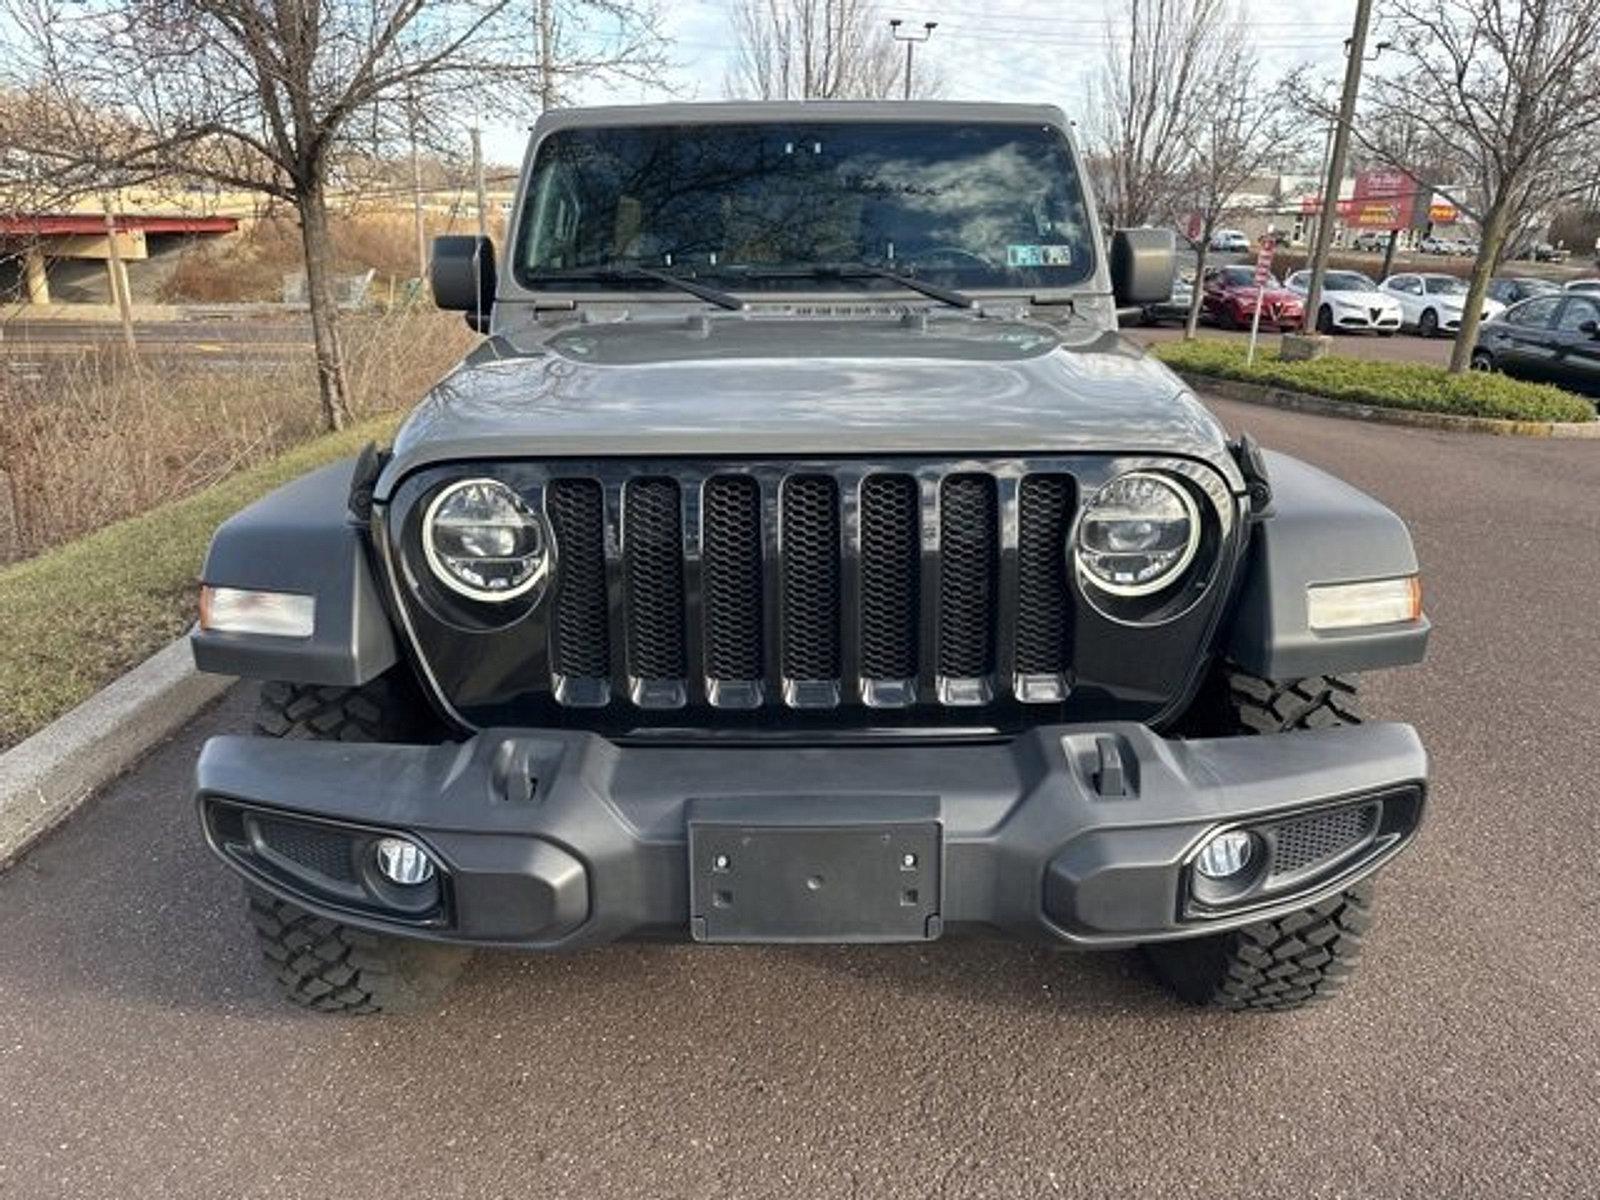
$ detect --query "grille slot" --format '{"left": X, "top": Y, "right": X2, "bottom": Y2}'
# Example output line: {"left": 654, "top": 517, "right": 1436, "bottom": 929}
{"left": 1015, "top": 475, "right": 1074, "bottom": 675}
{"left": 702, "top": 475, "right": 764, "bottom": 681}
{"left": 1270, "top": 803, "right": 1379, "bottom": 879}
{"left": 780, "top": 475, "right": 842, "bottom": 681}
{"left": 546, "top": 479, "right": 610, "bottom": 679}
{"left": 859, "top": 474, "right": 921, "bottom": 681}
{"left": 256, "top": 818, "right": 357, "bottom": 883}
{"left": 623, "top": 478, "right": 687, "bottom": 680}
{"left": 937, "top": 474, "right": 999, "bottom": 679}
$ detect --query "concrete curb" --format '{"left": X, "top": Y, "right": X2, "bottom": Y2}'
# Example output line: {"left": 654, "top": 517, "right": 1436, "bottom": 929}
{"left": 1174, "top": 371, "right": 1600, "bottom": 439}
{"left": 0, "top": 637, "right": 235, "bottom": 868}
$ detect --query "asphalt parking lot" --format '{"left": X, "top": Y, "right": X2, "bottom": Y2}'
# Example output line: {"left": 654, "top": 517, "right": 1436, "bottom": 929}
{"left": 2, "top": 397, "right": 1598, "bottom": 1199}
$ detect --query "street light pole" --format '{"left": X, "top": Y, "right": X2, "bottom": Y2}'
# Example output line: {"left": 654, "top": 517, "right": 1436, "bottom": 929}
{"left": 1300, "top": 0, "right": 1375, "bottom": 340}
{"left": 889, "top": 19, "right": 937, "bottom": 101}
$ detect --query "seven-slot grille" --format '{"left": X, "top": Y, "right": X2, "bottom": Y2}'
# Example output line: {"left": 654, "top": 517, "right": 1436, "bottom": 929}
{"left": 544, "top": 464, "right": 1078, "bottom": 711}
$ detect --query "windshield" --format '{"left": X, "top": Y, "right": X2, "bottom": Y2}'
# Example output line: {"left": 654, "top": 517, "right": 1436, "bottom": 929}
{"left": 1424, "top": 276, "right": 1468, "bottom": 295}
{"left": 514, "top": 121, "right": 1096, "bottom": 294}
{"left": 1220, "top": 266, "right": 1280, "bottom": 288}
{"left": 1325, "top": 272, "right": 1377, "bottom": 292}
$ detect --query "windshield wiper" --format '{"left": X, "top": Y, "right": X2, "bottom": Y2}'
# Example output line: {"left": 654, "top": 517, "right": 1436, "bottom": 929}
{"left": 711, "top": 263, "right": 975, "bottom": 310}
{"left": 536, "top": 266, "right": 745, "bottom": 311}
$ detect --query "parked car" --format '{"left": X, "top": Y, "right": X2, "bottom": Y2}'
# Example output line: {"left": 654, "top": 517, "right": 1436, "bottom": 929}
{"left": 1418, "top": 236, "right": 1450, "bottom": 255}
{"left": 1379, "top": 272, "right": 1506, "bottom": 337}
{"left": 1139, "top": 273, "right": 1194, "bottom": 325}
{"left": 1472, "top": 292, "right": 1600, "bottom": 399}
{"left": 1487, "top": 277, "right": 1561, "bottom": 307}
{"left": 1284, "top": 269, "right": 1402, "bottom": 335}
{"left": 1208, "top": 228, "right": 1251, "bottom": 254}
{"left": 1529, "top": 242, "right": 1570, "bottom": 263}
{"left": 1351, "top": 230, "right": 1388, "bottom": 253}
{"left": 186, "top": 100, "right": 1430, "bottom": 1017}
{"left": 1202, "top": 264, "right": 1306, "bottom": 330}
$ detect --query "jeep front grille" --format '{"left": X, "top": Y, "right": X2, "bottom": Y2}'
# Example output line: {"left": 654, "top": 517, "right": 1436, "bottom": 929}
{"left": 542, "top": 461, "right": 1082, "bottom": 713}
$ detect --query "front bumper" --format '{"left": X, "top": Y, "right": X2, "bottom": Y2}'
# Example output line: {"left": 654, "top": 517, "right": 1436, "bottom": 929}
{"left": 195, "top": 722, "right": 1426, "bottom": 950}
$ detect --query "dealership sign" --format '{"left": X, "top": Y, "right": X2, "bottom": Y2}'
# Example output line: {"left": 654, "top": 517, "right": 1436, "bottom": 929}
{"left": 1297, "top": 170, "right": 1459, "bottom": 231}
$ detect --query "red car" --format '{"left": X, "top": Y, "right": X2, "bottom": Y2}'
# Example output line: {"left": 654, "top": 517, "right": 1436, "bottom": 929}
{"left": 1202, "top": 265, "right": 1305, "bottom": 330}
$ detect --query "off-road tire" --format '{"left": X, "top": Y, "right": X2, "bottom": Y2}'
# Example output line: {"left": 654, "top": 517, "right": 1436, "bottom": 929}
{"left": 254, "top": 673, "right": 437, "bottom": 742}
{"left": 1145, "top": 883, "right": 1373, "bottom": 1011}
{"left": 246, "top": 671, "right": 466, "bottom": 1014}
{"left": 1148, "top": 665, "right": 1370, "bottom": 1011}
{"left": 247, "top": 888, "right": 469, "bottom": 1014}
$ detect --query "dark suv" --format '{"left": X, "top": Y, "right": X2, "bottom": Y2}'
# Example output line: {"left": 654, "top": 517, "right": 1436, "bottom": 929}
{"left": 191, "top": 103, "right": 1430, "bottom": 1015}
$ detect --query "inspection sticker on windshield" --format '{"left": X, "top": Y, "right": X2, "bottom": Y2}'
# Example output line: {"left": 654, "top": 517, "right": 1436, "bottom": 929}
{"left": 1008, "top": 244, "right": 1073, "bottom": 268}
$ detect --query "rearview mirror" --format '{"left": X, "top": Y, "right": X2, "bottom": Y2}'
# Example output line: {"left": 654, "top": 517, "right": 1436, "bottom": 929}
{"left": 1111, "top": 228, "right": 1177, "bottom": 307}
{"left": 430, "top": 235, "right": 497, "bottom": 333}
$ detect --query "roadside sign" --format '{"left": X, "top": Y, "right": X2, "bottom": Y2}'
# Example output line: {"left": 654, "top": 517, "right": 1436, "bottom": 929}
{"left": 1248, "top": 237, "right": 1277, "bottom": 366}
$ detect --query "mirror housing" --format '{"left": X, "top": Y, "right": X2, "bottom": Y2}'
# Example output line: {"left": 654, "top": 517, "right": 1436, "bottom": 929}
{"left": 430, "top": 235, "right": 496, "bottom": 333}
{"left": 1580, "top": 318, "right": 1600, "bottom": 338}
{"left": 1111, "top": 227, "right": 1177, "bottom": 307}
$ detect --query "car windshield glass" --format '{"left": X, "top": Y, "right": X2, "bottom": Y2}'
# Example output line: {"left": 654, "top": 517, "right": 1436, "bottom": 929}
{"left": 1424, "top": 276, "right": 1468, "bottom": 295}
{"left": 1220, "top": 267, "right": 1278, "bottom": 288}
{"left": 1325, "top": 272, "right": 1376, "bottom": 291}
{"left": 515, "top": 121, "right": 1096, "bottom": 294}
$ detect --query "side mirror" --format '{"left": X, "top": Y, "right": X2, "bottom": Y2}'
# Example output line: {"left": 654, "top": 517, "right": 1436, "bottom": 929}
{"left": 430, "top": 235, "right": 496, "bottom": 333}
{"left": 1111, "top": 227, "right": 1177, "bottom": 307}
{"left": 1580, "top": 319, "right": 1600, "bottom": 338}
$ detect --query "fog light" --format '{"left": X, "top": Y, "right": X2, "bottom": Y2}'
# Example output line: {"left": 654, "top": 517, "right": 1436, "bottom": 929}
{"left": 374, "top": 837, "right": 435, "bottom": 886}
{"left": 1195, "top": 830, "right": 1255, "bottom": 879}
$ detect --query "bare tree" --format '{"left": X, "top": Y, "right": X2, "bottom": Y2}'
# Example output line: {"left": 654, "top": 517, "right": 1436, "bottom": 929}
{"left": 1327, "top": 0, "right": 1600, "bottom": 372}
{"left": 1175, "top": 59, "right": 1302, "bottom": 339}
{"left": 727, "top": 0, "right": 914, "bottom": 100}
{"left": 0, "top": 0, "right": 664, "bottom": 431}
{"left": 1093, "top": 0, "right": 1234, "bottom": 229}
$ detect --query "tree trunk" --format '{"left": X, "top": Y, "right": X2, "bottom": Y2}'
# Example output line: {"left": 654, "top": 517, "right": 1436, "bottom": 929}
{"left": 1184, "top": 239, "right": 1211, "bottom": 340}
{"left": 297, "top": 186, "right": 353, "bottom": 431}
{"left": 1448, "top": 192, "right": 1514, "bottom": 375}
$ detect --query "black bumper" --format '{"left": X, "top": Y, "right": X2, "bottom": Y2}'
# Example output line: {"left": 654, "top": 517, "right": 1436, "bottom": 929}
{"left": 195, "top": 722, "right": 1426, "bottom": 950}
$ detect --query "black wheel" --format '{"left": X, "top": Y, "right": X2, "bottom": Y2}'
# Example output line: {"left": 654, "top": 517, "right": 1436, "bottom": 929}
{"left": 1418, "top": 307, "right": 1439, "bottom": 338}
{"left": 248, "top": 888, "right": 469, "bottom": 1014}
{"left": 1316, "top": 304, "right": 1334, "bottom": 334}
{"left": 1147, "top": 665, "right": 1370, "bottom": 1012}
{"left": 1470, "top": 349, "right": 1496, "bottom": 373}
{"left": 245, "top": 672, "right": 468, "bottom": 1014}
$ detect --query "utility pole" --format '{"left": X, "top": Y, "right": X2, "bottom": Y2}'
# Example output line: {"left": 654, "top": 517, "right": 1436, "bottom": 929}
{"left": 1299, "top": 1, "right": 1380, "bottom": 341}
{"left": 408, "top": 89, "right": 427, "bottom": 282}
{"left": 889, "top": 19, "right": 937, "bottom": 101}
{"left": 101, "top": 194, "right": 137, "bottom": 354}
{"left": 536, "top": 0, "right": 558, "bottom": 112}
{"left": 470, "top": 124, "right": 488, "bottom": 241}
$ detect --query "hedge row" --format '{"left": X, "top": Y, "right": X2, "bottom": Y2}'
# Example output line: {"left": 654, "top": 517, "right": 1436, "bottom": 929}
{"left": 1154, "top": 340, "right": 1596, "bottom": 424}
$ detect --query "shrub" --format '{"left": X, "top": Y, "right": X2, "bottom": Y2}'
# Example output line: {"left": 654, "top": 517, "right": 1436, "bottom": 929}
{"left": 1154, "top": 340, "right": 1595, "bottom": 424}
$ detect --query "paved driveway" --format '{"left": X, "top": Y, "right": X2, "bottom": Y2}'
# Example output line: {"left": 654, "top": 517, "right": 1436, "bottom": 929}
{"left": 2, "top": 398, "right": 1597, "bottom": 1199}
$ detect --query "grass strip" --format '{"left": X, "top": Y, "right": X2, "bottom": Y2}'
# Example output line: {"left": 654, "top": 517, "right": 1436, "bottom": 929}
{"left": 1154, "top": 339, "right": 1595, "bottom": 424}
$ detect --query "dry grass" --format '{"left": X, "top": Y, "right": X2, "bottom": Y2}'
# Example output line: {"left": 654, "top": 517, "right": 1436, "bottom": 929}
{"left": 160, "top": 210, "right": 484, "bottom": 304}
{"left": 0, "top": 311, "right": 474, "bottom": 560}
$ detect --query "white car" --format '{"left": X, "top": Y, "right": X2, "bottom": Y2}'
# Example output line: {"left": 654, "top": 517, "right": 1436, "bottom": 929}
{"left": 1209, "top": 229, "right": 1251, "bottom": 254}
{"left": 1284, "top": 269, "right": 1402, "bottom": 335}
{"left": 1418, "top": 236, "right": 1450, "bottom": 255}
{"left": 1564, "top": 278, "right": 1600, "bottom": 294}
{"left": 1379, "top": 272, "right": 1506, "bottom": 337}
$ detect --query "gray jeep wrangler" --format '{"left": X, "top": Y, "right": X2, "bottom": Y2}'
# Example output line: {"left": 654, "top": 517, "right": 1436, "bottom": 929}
{"left": 191, "top": 102, "right": 1429, "bottom": 1015}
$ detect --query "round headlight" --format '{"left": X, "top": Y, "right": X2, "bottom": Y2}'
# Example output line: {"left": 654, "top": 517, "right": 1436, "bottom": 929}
{"left": 422, "top": 478, "right": 549, "bottom": 603}
{"left": 1075, "top": 472, "right": 1200, "bottom": 597}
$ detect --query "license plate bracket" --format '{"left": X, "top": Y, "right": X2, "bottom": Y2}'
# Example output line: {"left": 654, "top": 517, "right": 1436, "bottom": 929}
{"left": 688, "top": 800, "right": 941, "bottom": 944}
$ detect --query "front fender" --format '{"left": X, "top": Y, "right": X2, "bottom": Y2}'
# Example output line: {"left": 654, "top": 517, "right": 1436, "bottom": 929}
{"left": 1226, "top": 451, "right": 1430, "bottom": 679}
{"left": 191, "top": 459, "right": 399, "bottom": 685}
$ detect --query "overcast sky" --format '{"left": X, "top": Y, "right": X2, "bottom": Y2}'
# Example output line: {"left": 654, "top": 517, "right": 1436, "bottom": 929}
{"left": 481, "top": 0, "right": 1364, "bottom": 164}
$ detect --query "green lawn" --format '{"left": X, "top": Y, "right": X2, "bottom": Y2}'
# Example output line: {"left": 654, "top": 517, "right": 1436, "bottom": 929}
{"left": 1154, "top": 339, "right": 1595, "bottom": 424}
{"left": 0, "top": 416, "right": 399, "bottom": 751}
